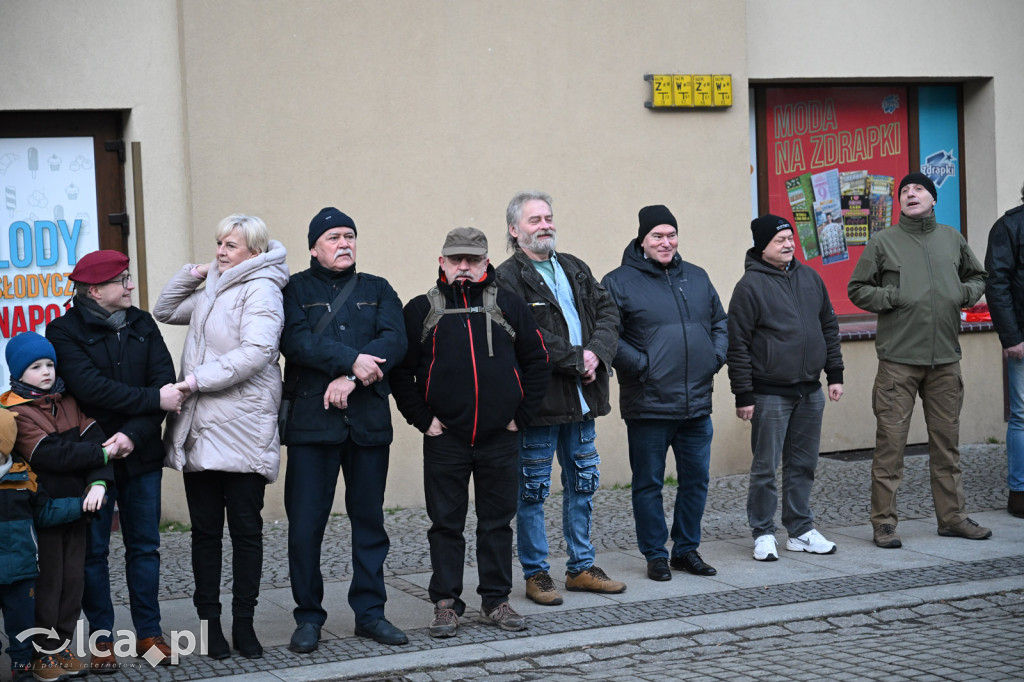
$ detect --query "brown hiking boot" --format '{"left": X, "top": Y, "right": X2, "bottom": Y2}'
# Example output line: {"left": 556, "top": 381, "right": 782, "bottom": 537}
{"left": 428, "top": 599, "right": 459, "bottom": 638}
{"left": 525, "top": 571, "right": 563, "bottom": 605}
{"left": 873, "top": 523, "right": 902, "bottom": 548}
{"left": 1009, "top": 490, "right": 1024, "bottom": 518}
{"left": 479, "top": 601, "right": 526, "bottom": 631}
{"left": 937, "top": 517, "right": 992, "bottom": 540}
{"left": 565, "top": 565, "right": 626, "bottom": 594}
{"left": 56, "top": 648, "right": 88, "bottom": 677}
{"left": 31, "top": 655, "right": 66, "bottom": 682}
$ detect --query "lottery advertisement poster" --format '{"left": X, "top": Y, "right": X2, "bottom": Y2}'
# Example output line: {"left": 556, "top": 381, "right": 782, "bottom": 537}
{"left": 764, "top": 87, "right": 909, "bottom": 315}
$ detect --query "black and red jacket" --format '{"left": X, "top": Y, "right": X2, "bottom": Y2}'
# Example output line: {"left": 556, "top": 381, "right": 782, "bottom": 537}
{"left": 392, "top": 265, "right": 551, "bottom": 445}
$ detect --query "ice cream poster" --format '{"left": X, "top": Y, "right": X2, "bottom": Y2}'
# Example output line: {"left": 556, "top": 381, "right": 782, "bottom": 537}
{"left": 0, "top": 137, "right": 99, "bottom": 386}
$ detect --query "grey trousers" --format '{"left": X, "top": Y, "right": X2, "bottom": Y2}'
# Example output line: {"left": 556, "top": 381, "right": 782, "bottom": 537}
{"left": 747, "top": 390, "right": 825, "bottom": 538}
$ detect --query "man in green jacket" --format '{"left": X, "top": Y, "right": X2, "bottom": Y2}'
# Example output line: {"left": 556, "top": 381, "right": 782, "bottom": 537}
{"left": 848, "top": 172, "right": 990, "bottom": 549}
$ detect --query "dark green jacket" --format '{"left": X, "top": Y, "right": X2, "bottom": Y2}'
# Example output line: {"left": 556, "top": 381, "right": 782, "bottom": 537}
{"left": 848, "top": 212, "right": 986, "bottom": 365}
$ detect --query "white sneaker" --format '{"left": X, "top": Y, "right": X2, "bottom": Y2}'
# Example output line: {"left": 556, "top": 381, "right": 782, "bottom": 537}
{"left": 786, "top": 529, "right": 837, "bottom": 554}
{"left": 753, "top": 534, "right": 778, "bottom": 561}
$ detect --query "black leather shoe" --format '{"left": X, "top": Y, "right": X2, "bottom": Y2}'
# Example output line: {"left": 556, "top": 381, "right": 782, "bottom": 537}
{"left": 288, "top": 622, "right": 321, "bottom": 654}
{"left": 670, "top": 549, "right": 717, "bottom": 576}
{"left": 354, "top": 617, "right": 408, "bottom": 646}
{"left": 646, "top": 557, "right": 672, "bottom": 581}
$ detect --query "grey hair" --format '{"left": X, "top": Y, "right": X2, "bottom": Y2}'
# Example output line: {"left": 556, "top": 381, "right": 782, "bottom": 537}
{"left": 216, "top": 214, "right": 269, "bottom": 254}
{"left": 505, "top": 191, "right": 553, "bottom": 251}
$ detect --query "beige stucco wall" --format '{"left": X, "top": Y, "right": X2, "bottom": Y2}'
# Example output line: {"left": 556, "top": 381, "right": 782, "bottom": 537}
{"left": 3, "top": 0, "right": 1016, "bottom": 521}
{"left": 174, "top": 0, "right": 753, "bottom": 518}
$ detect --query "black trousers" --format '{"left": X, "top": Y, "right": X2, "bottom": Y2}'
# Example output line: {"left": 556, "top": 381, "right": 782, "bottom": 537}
{"left": 423, "top": 429, "right": 518, "bottom": 614}
{"left": 284, "top": 441, "right": 391, "bottom": 628}
{"left": 183, "top": 471, "right": 267, "bottom": 620}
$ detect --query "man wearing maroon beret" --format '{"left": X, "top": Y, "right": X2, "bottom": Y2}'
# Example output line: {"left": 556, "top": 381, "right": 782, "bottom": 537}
{"left": 45, "top": 250, "right": 183, "bottom": 669}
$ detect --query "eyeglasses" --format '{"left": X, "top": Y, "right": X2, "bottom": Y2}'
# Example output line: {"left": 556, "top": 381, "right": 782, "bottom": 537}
{"left": 445, "top": 255, "right": 485, "bottom": 266}
{"left": 101, "top": 273, "right": 132, "bottom": 288}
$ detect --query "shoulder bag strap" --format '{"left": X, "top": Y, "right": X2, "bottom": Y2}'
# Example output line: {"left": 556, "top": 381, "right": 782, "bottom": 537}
{"left": 313, "top": 273, "right": 359, "bottom": 335}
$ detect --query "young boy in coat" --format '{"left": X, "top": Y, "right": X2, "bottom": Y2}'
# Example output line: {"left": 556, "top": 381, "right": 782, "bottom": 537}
{"left": 1, "top": 332, "right": 112, "bottom": 681}
{"left": 0, "top": 407, "right": 86, "bottom": 681}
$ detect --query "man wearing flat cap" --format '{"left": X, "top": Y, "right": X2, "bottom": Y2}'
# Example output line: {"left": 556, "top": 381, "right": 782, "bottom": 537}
{"left": 495, "top": 191, "right": 624, "bottom": 606}
{"left": 728, "top": 215, "right": 843, "bottom": 563}
{"left": 849, "top": 172, "right": 990, "bottom": 548}
{"left": 602, "top": 204, "right": 728, "bottom": 582}
{"left": 392, "top": 227, "right": 550, "bottom": 638}
{"left": 45, "top": 249, "right": 181, "bottom": 669}
{"left": 279, "top": 207, "right": 408, "bottom": 649}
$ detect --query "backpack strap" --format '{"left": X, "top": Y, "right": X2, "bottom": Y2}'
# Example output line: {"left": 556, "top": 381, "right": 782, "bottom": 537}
{"left": 420, "top": 287, "right": 449, "bottom": 343}
{"left": 419, "top": 283, "right": 516, "bottom": 357}
{"left": 481, "top": 283, "right": 516, "bottom": 357}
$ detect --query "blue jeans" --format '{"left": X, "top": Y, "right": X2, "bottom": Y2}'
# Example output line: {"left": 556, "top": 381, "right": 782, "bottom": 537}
{"left": 82, "top": 468, "right": 163, "bottom": 641}
{"left": 626, "top": 416, "right": 712, "bottom": 560}
{"left": 517, "top": 421, "right": 600, "bottom": 577}
{"left": 747, "top": 391, "right": 825, "bottom": 538}
{"left": 1008, "top": 356, "right": 1024, "bottom": 491}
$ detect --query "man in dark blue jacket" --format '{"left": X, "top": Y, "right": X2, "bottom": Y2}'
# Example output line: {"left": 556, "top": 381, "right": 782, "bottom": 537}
{"left": 280, "top": 207, "right": 408, "bottom": 650}
{"left": 392, "top": 227, "right": 550, "bottom": 638}
{"left": 602, "top": 205, "right": 728, "bottom": 582}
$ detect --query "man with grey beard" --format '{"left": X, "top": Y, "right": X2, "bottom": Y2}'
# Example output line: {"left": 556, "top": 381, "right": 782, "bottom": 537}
{"left": 495, "top": 191, "right": 624, "bottom": 606}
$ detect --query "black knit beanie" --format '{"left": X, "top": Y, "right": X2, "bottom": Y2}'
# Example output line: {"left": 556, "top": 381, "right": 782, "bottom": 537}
{"left": 308, "top": 207, "right": 357, "bottom": 248}
{"left": 750, "top": 214, "right": 793, "bottom": 254}
{"left": 637, "top": 205, "right": 677, "bottom": 243}
{"left": 897, "top": 172, "right": 937, "bottom": 201}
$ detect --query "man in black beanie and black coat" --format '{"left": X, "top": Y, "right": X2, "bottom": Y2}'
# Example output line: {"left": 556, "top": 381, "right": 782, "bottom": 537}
{"left": 727, "top": 215, "right": 844, "bottom": 563}
{"left": 280, "top": 207, "right": 409, "bottom": 650}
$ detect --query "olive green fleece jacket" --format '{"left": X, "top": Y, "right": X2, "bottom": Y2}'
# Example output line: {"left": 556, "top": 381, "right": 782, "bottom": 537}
{"left": 847, "top": 212, "right": 986, "bottom": 366}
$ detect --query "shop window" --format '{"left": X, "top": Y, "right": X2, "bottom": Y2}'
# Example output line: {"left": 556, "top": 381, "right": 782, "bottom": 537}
{"left": 752, "top": 84, "right": 963, "bottom": 317}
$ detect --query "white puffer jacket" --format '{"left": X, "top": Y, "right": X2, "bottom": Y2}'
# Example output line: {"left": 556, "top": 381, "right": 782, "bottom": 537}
{"left": 154, "top": 240, "right": 289, "bottom": 482}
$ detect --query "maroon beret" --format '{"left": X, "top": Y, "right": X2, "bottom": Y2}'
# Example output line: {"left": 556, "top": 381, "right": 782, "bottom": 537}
{"left": 69, "top": 250, "right": 130, "bottom": 284}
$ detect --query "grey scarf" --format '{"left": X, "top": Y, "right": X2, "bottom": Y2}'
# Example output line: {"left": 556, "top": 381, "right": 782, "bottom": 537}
{"left": 74, "top": 293, "right": 128, "bottom": 331}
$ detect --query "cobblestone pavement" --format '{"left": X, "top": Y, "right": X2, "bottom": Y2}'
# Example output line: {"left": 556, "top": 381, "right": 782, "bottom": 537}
{"left": 67, "top": 443, "right": 1019, "bottom": 680}
{"left": 399, "top": 590, "right": 1024, "bottom": 681}
{"left": 125, "top": 443, "right": 1011, "bottom": 602}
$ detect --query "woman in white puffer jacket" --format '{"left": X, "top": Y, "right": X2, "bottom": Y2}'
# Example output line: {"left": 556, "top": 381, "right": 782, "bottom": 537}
{"left": 154, "top": 214, "right": 289, "bottom": 661}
